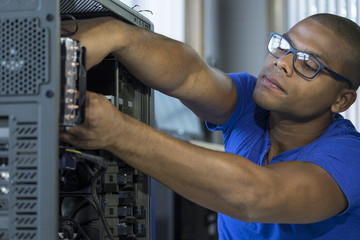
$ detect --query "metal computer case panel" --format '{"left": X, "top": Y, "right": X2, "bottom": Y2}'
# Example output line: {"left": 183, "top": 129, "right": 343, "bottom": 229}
{"left": 0, "top": 0, "right": 60, "bottom": 239}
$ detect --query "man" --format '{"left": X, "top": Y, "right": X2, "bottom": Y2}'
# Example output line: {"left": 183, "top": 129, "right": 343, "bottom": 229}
{"left": 61, "top": 13, "right": 360, "bottom": 239}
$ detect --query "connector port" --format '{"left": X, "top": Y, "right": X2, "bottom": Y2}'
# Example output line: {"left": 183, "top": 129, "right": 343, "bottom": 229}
{"left": 0, "top": 143, "right": 8, "bottom": 153}
{"left": 0, "top": 158, "right": 8, "bottom": 166}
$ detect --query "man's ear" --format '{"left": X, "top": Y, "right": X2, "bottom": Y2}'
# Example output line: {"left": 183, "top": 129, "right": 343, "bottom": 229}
{"left": 331, "top": 89, "right": 357, "bottom": 113}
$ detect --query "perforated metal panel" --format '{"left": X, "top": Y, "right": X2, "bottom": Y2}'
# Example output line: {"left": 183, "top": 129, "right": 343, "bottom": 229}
{"left": 0, "top": 17, "right": 48, "bottom": 96}
{"left": 0, "top": 0, "right": 59, "bottom": 239}
{"left": 11, "top": 121, "right": 39, "bottom": 240}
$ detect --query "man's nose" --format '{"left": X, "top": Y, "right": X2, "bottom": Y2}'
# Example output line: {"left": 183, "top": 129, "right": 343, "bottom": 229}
{"left": 274, "top": 52, "right": 294, "bottom": 76}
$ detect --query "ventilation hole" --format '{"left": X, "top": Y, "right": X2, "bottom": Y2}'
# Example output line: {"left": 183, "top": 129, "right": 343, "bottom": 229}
{"left": 0, "top": 17, "right": 48, "bottom": 96}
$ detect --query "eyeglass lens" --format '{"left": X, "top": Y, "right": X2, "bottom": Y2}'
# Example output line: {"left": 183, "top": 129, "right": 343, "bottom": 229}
{"left": 268, "top": 34, "right": 320, "bottom": 79}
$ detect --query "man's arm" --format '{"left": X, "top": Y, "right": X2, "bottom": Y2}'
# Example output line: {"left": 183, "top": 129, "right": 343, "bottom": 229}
{"left": 60, "top": 92, "right": 347, "bottom": 224}
{"left": 62, "top": 17, "right": 237, "bottom": 125}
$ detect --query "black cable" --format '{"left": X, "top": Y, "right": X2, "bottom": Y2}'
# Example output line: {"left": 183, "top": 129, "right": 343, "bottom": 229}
{"left": 91, "top": 168, "right": 114, "bottom": 240}
{"left": 59, "top": 147, "right": 108, "bottom": 169}
{"left": 59, "top": 146, "right": 114, "bottom": 239}
{"left": 78, "top": 151, "right": 108, "bottom": 169}
{"left": 61, "top": 14, "right": 79, "bottom": 38}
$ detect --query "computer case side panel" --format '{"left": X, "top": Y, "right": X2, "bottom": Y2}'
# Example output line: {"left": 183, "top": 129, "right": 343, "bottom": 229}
{"left": 0, "top": 1, "right": 60, "bottom": 239}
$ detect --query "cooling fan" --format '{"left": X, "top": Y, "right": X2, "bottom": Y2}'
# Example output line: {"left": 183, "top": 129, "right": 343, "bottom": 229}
{"left": 59, "top": 196, "right": 101, "bottom": 240}
{"left": 58, "top": 148, "right": 111, "bottom": 239}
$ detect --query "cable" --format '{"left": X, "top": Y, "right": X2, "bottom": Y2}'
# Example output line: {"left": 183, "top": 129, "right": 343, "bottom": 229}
{"left": 64, "top": 148, "right": 81, "bottom": 155}
{"left": 131, "top": 4, "right": 153, "bottom": 15}
{"left": 59, "top": 146, "right": 114, "bottom": 239}
{"left": 91, "top": 168, "right": 114, "bottom": 240}
{"left": 60, "top": 147, "right": 108, "bottom": 169}
{"left": 61, "top": 14, "right": 79, "bottom": 38}
{"left": 62, "top": 146, "right": 108, "bottom": 169}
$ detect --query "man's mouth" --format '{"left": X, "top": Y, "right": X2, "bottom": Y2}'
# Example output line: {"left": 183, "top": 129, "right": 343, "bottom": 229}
{"left": 262, "top": 74, "right": 285, "bottom": 93}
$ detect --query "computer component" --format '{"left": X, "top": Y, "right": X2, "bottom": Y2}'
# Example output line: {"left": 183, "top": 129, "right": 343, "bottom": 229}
{"left": 60, "top": 0, "right": 154, "bottom": 31}
{"left": 0, "top": 0, "right": 154, "bottom": 239}
{"left": 58, "top": 1, "right": 154, "bottom": 240}
{"left": 59, "top": 38, "right": 86, "bottom": 126}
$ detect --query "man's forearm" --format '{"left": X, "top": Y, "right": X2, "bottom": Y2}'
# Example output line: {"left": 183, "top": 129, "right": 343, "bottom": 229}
{"left": 106, "top": 110, "right": 270, "bottom": 221}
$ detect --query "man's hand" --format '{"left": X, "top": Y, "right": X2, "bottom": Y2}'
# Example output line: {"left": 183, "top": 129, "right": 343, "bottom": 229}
{"left": 61, "top": 17, "right": 122, "bottom": 69}
{"left": 60, "top": 91, "right": 122, "bottom": 150}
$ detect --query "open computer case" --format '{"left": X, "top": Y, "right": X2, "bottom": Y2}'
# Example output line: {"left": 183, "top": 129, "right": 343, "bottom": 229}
{"left": 0, "top": 0, "right": 154, "bottom": 239}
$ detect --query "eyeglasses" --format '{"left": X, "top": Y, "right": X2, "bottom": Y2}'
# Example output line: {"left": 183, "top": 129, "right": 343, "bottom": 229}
{"left": 267, "top": 32, "right": 352, "bottom": 89}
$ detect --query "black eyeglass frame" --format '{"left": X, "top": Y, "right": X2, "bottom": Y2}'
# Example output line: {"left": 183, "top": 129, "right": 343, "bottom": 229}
{"left": 267, "top": 32, "right": 352, "bottom": 89}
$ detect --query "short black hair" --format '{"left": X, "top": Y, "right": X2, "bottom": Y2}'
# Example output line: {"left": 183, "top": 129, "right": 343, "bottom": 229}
{"left": 307, "top": 13, "right": 360, "bottom": 90}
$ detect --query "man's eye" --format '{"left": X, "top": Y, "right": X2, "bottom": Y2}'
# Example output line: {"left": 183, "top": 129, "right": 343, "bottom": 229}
{"left": 277, "top": 47, "right": 287, "bottom": 52}
{"left": 303, "top": 61, "right": 318, "bottom": 72}
{"left": 273, "top": 46, "right": 288, "bottom": 54}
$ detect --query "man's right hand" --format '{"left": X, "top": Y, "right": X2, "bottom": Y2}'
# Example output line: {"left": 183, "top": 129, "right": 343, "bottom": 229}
{"left": 60, "top": 91, "right": 124, "bottom": 151}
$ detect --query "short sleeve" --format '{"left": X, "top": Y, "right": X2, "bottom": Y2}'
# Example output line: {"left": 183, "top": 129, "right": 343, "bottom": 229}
{"left": 205, "top": 72, "right": 257, "bottom": 132}
{"left": 300, "top": 122, "right": 360, "bottom": 213}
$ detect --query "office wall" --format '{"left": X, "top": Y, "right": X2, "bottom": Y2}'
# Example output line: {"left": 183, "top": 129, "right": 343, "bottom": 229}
{"left": 204, "top": 0, "right": 269, "bottom": 76}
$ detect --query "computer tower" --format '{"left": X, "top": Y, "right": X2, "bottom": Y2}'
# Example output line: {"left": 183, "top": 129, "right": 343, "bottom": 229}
{"left": 0, "top": 0, "right": 154, "bottom": 239}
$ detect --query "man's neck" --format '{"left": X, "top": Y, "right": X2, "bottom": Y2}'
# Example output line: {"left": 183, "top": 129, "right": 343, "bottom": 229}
{"left": 267, "top": 112, "right": 334, "bottom": 159}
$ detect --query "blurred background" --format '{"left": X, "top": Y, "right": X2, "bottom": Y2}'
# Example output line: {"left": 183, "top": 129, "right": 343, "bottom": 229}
{"left": 119, "top": 1, "right": 360, "bottom": 239}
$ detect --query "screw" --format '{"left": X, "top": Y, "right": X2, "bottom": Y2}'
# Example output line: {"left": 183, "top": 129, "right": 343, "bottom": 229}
{"left": 46, "top": 90, "right": 54, "bottom": 98}
{"left": 46, "top": 14, "right": 54, "bottom": 22}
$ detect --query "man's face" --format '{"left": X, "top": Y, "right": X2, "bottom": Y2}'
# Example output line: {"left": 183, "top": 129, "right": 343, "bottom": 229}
{"left": 254, "top": 19, "right": 349, "bottom": 121}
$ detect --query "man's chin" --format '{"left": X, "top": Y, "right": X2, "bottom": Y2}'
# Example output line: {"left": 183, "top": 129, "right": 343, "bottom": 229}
{"left": 252, "top": 84, "right": 272, "bottom": 110}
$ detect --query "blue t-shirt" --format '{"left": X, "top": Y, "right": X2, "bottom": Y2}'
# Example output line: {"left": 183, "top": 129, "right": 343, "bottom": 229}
{"left": 206, "top": 72, "right": 360, "bottom": 240}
